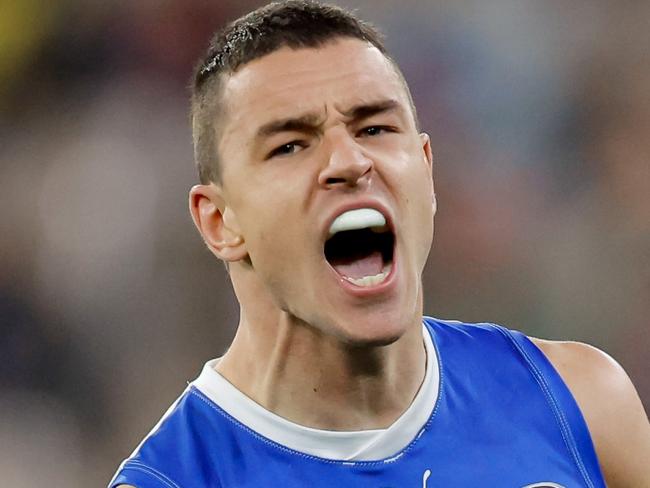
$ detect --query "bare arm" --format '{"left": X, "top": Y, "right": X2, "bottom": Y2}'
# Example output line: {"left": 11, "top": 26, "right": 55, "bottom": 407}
{"left": 533, "top": 338, "right": 650, "bottom": 488}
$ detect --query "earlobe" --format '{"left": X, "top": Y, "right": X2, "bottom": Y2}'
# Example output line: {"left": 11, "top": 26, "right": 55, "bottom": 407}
{"left": 189, "top": 184, "right": 248, "bottom": 262}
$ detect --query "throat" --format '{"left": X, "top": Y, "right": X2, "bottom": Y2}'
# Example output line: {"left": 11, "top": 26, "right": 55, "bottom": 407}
{"left": 324, "top": 227, "right": 395, "bottom": 284}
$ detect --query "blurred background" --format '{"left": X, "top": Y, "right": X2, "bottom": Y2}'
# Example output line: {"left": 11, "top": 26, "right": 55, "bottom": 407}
{"left": 1, "top": 0, "right": 648, "bottom": 485}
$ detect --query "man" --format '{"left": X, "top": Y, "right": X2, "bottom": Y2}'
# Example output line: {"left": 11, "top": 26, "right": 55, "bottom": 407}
{"left": 110, "top": 1, "right": 650, "bottom": 486}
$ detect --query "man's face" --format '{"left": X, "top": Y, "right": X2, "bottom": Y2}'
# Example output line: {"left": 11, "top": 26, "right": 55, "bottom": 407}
{"left": 215, "top": 38, "right": 435, "bottom": 344}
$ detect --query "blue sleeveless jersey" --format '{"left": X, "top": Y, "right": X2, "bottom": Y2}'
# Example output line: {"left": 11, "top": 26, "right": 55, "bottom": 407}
{"left": 109, "top": 318, "right": 606, "bottom": 487}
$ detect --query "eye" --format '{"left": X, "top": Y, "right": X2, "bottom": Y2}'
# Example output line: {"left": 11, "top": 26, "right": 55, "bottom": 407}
{"left": 358, "top": 126, "right": 393, "bottom": 137}
{"left": 267, "top": 141, "right": 305, "bottom": 159}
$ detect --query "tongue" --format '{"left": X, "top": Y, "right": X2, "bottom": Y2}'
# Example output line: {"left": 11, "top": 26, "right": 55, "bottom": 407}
{"left": 330, "top": 251, "right": 384, "bottom": 279}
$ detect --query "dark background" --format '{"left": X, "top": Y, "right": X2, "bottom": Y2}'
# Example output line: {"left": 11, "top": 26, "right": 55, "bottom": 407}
{"left": 1, "top": 1, "right": 648, "bottom": 485}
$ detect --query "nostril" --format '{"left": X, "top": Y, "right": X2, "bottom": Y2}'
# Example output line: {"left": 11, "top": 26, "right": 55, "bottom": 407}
{"left": 326, "top": 177, "right": 347, "bottom": 185}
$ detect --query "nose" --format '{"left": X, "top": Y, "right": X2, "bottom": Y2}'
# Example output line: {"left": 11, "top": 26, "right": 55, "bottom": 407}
{"left": 318, "top": 130, "right": 372, "bottom": 189}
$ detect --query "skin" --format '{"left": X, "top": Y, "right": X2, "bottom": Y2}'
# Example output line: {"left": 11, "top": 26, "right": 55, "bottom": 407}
{"left": 190, "top": 38, "right": 435, "bottom": 430}
{"left": 118, "top": 38, "right": 650, "bottom": 487}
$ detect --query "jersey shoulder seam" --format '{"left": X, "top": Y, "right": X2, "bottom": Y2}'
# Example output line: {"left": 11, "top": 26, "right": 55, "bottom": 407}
{"left": 120, "top": 459, "right": 182, "bottom": 488}
{"left": 490, "top": 324, "right": 596, "bottom": 488}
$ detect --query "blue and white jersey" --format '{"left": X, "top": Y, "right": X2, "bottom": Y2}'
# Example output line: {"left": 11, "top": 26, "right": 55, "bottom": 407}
{"left": 109, "top": 318, "right": 606, "bottom": 487}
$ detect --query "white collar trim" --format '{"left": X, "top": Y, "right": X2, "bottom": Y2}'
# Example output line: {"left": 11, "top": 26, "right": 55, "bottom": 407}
{"left": 191, "top": 323, "right": 439, "bottom": 461}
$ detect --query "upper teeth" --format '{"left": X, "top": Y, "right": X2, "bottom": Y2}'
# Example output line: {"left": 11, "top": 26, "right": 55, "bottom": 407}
{"left": 328, "top": 208, "right": 386, "bottom": 236}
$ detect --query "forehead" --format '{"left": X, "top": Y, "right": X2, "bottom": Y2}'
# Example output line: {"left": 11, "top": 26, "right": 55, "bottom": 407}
{"left": 219, "top": 38, "right": 410, "bottom": 143}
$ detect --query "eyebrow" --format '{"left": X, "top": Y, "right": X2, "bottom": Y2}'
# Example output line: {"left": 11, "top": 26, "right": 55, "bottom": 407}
{"left": 256, "top": 112, "right": 325, "bottom": 140}
{"left": 254, "top": 98, "right": 402, "bottom": 141}
{"left": 340, "top": 98, "right": 401, "bottom": 121}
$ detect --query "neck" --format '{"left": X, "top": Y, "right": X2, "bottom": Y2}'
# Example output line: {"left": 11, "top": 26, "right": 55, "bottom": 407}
{"left": 216, "top": 270, "right": 426, "bottom": 431}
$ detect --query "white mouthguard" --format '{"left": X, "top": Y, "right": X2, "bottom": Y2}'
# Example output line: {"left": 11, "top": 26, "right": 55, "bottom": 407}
{"left": 328, "top": 208, "right": 386, "bottom": 236}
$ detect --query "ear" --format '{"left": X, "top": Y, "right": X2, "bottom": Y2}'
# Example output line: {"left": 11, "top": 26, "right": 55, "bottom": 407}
{"left": 189, "top": 184, "right": 248, "bottom": 262}
{"left": 419, "top": 132, "right": 437, "bottom": 214}
{"left": 419, "top": 132, "right": 433, "bottom": 170}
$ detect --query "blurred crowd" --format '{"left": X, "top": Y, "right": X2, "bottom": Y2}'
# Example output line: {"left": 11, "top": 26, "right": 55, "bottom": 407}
{"left": 1, "top": 1, "right": 648, "bottom": 485}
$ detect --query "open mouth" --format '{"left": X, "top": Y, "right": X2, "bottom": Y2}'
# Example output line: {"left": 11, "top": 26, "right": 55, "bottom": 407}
{"left": 324, "top": 209, "right": 395, "bottom": 288}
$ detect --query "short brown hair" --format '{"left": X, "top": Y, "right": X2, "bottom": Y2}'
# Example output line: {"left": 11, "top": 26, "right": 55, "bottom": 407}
{"left": 191, "top": 1, "right": 409, "bottom": 184}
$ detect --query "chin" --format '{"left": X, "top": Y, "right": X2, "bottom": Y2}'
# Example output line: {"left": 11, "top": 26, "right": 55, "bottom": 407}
{"left": 324, "top": 307, "right": 414, "bottom": 348}
{"left": 339, "top": 332, "right": 402, "bottom": 349}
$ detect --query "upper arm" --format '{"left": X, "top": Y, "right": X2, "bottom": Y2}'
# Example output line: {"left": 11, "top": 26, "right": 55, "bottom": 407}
{"left": 533, "top": 338, "right": 650, "bottom": 488}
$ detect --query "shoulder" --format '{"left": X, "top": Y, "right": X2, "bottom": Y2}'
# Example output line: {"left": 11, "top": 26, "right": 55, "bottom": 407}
{"left": 110, "top": 387, "right": 227, "bottom": 488}
{"left": 531, "top": 338, "right": 650, "bottom": 487}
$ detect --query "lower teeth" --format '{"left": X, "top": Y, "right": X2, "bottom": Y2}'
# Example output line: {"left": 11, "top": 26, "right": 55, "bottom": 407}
{"left": 343, "top": 264, "right": 391, "bottom": 287}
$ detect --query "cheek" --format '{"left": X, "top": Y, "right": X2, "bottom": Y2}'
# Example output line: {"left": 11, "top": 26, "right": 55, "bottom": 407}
{"left": 240, "top": 195, "right": 303, "bottom": 263}
{"left": 393, "top": 146, "right": 435, "bottom": 253}
{"left": 390, "top": 147, "right": 432, "bottom": 201}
